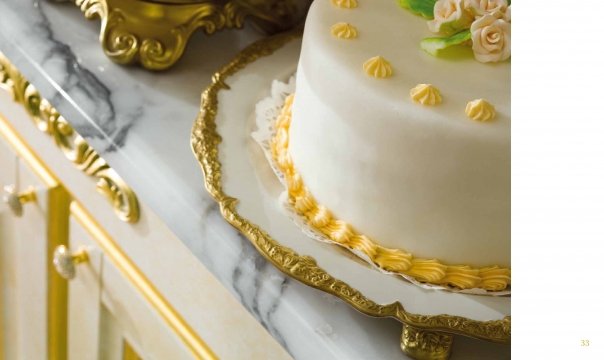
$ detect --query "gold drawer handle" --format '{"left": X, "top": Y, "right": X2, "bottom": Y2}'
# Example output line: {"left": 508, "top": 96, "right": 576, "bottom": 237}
{"left": 2, "top": 185, "right": 36, "bottom": 217}
{"left": 53, "top": 245, "right": 89, "bottom": 280}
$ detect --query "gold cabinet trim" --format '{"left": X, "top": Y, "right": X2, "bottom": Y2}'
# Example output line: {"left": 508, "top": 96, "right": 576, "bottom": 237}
{"left": 0, "top": 52, "right": 140, "bottom": 223}
{"left": 70, "top": 0, "right": 306, "bottom": 70}
{"left": 0, "top": 114, "right": 215, "bottom": 360}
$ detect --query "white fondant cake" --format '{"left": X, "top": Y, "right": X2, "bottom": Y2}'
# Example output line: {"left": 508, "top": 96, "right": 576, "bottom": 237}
{"left": 287, "top": 0, "right": 510, "bottom": 270}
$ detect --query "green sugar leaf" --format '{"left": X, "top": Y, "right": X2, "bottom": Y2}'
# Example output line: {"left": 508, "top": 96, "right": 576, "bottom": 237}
{"left": 420, "top": 30, "right": 471, "bottom": 57}
{"left": 397, "top": 0, "right": 438, "bottom": 19}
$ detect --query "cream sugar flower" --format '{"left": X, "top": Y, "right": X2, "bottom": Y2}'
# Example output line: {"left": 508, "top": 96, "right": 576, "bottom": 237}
{"left": 464, "top": 0, "right": 508, "bottom": 18}
{"left": 504, "top": 5, "right": 511, "bottom": 22}
{"left": 428, "top": 0, "right": 474, "bottom": 35}
{"left": 470, "top": 14, "right": 511, "bottom": 63}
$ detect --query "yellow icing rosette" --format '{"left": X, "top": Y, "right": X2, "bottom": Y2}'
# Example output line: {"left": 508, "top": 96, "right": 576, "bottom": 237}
{"left": 466, "top": 98, "right": 496, "bottom": 121}
{"left": 331, "top": 0, "right": 358, "bottom": 9}
{"left": 331, "top": 22, "right": 358, "bottom": 39}
{"left": 410, "top": 84, "right": 442, "bottom": 105}
{"left": 363, "top": 56, "right": 393, "bottom": 78}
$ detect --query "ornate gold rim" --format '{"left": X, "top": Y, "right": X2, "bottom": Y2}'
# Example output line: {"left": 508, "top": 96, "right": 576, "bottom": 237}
{"left": 190, "top": 31, "right": 511, "bottom": 345}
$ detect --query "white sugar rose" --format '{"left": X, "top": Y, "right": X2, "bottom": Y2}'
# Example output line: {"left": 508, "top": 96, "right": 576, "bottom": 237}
{"left": 471, "top": 14, "right": 511, "bottom": 63}
{"left": 428, "top": 0, "right": 474, "bottom": 35}
{"left": 464, "top": 0, "right": 508, "bottom": 18}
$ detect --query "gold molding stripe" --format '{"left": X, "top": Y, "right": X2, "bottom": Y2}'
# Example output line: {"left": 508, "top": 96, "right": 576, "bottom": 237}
{"left": 190, "top": 31, "right": 511, "bottom": 353}
{"left": 70, "top": 201, "right": 218, "bottom": 360}
{"left": 46, "top": 188, "right": 71, "bottom": 360}
{"left": 70, "top": 0, "right": 306, "bottom": 70}
{"left": 0, "top": 113, "right": 70, "bottom": 360}
{"left": 0, "top": 52, "right": 140, "bottom": 223}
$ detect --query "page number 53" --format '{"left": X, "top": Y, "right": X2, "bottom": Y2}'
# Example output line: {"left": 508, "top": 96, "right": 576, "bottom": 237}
{"left": 581, "top": 339, "right": 590, "bottom": 347}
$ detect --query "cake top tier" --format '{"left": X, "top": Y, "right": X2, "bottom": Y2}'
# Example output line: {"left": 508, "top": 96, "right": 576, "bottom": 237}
{"left": 305, "top": 0, "right": 510, "bottom": 138}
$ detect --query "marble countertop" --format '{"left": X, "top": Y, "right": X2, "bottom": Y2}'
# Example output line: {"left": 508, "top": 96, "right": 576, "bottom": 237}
{"left": 0, "top": 1, "right": 509, "bottom": 359}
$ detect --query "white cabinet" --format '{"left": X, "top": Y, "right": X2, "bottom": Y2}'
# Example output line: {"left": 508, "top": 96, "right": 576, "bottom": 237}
{"left": 0, "top": 133, "right": 69, "bottom": 360}
{"left": 64, "top": 217, "right": 103, "bottom": 360}
{"left": 99, "top": 245, "right": 193, "bottom": 360}
{"left": 0, "top": 125, "right": 194, "bottom": 360}
{"left": 62, "top": 214, "right": 192, "bottom": 360}
{"left": 0, "top": 133, "right": 19, "bottom": 360}
{"left": 9, "top": 159, "right": 49, "bottom": 360}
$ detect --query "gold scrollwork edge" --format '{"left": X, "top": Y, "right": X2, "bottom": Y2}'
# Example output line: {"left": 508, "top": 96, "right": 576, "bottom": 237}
{"left": 69, "top": 0, "right": 305, "bottom": 70}
{"left": 0, "top": 52, "right": 140, "bottom": 223}
{"left": 190, "top": 30, "right": 511, "bottom": 345}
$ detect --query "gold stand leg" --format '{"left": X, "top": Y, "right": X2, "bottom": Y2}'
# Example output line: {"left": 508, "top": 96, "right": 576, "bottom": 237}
{"left": 75, "top": 0, "right": 226, "bottom": 70}
{"left": 70, "top": 0, "right": 306, "bottom": 70}
{"left": 400, "top": 324, "right": 453, "bottom": 360}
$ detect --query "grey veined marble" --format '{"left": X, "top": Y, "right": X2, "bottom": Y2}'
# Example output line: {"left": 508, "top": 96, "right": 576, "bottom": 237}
{"left": 0, "top": 1, "right": 510, "bottom": 359}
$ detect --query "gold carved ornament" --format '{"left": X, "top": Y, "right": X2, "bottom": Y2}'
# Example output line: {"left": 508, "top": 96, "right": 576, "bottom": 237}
{"left": 0, "top": 52, "right": 140, "bottom": 223}
{"left": 68, "top": 0, "right": 306, "bottom": 70}
{"left": 190, "top": 30, "right": 510, "bottom": 358}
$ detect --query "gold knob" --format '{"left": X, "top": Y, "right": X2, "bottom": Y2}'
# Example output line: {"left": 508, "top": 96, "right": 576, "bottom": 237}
{"left": 53, "top": 245, "right": 89, "bottom": 280}
{"left": 2, "top": 185, "right": 36, "bottom": 217}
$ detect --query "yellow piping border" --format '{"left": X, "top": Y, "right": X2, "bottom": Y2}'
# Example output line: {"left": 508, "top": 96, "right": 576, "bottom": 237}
{"left": 271, "top": 95, "right": 511, "bottom": 291}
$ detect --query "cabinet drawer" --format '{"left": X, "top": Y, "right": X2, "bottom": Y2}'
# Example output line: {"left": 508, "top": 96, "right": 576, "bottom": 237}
{"left": 64, "top": 216, "right": 103, "bottom": 360}
{"left": 1, "top": 111, "right": 71, "bottom": 360}
{"left": 63, "top": 212, "right": 193, "bottom": 360}
{"left": 0, "top": 129, "right": 19, "bottom": 360}
{"left": 0, "top": 128, "right": 69, "bottom": 360}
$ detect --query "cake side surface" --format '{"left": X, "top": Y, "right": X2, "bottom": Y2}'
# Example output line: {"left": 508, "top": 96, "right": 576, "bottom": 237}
{"left": 288, "top": 0, "right": 510, "bottom": 269}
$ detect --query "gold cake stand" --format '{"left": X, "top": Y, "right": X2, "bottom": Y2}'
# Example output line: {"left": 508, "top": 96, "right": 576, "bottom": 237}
{"left": 190, "top": 31, "right": 511, "bottom": 360}
{"left": 52, "top": 0, "right": 308, "bottom": 70}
